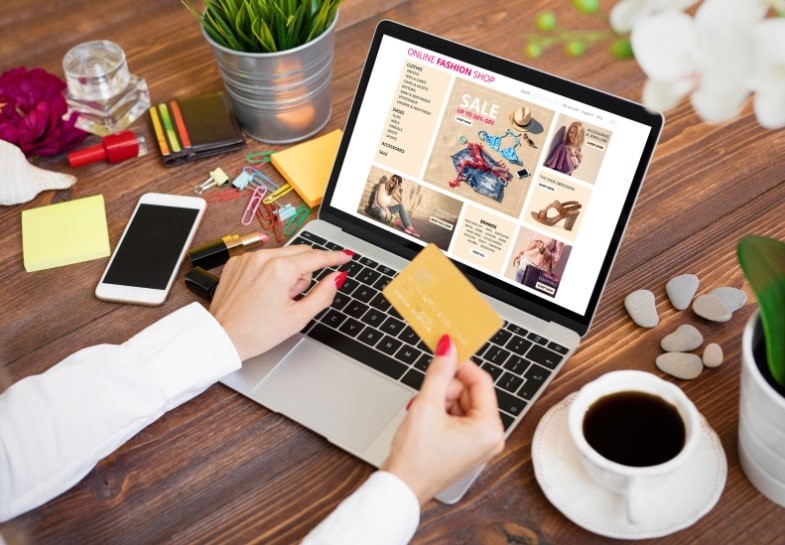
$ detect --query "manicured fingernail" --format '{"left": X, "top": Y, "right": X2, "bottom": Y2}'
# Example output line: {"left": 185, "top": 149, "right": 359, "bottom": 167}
{"left": 435, "top": 334, "right": 451, "bottom": 356}
{"left": 406, "top": 395, "right": 416, "bottom": 410}
{"left": 342, "top": 249, "right": 355, "bottom": 257}
{"left": 334, "top": 271, "right": 348, "bottom": 289}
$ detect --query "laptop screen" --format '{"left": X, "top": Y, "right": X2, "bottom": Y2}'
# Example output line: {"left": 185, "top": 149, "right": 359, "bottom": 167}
{"left": 321, "top": 21, "right": 662, "bottom": 336}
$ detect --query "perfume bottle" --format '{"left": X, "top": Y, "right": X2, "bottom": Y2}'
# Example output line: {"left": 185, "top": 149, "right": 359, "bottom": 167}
{"left": 62, "top": 40, "right": 150, "bottom": 137}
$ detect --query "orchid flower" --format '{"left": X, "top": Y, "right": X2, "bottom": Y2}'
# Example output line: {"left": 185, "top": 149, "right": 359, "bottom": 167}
{"left": 749, "top": 19, "right": 785, "bottom": 128}
{"left": 630, "top": 0, "right": 769, "bottom": 123}
{"left": 610, "top": 0, "right": 700, "bottom": 33}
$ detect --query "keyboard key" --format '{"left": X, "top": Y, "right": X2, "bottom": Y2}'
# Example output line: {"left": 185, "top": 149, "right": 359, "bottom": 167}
{"left": 321, "top": 309, "right": 347, "bottom": 328}
{"left": 414, "top": 354, "right": 431, "bottom": 372}
{"left": 315, "top": 268, "right": 333, "bottom": 281}
{"left": 377, "top": 265, "right": 397, "bottom": 276}
{"left": 506, "top": 323, "right": 528, "bottom": 336}
{"left": 331, "top": 291, "right": 351, "bottom": 310}
{"left": 357, "top": 267, "right": 382, "bottom": 286}
{"left": 503, "top": 355, "right": 530, "bottom": 375}
{"left": 499, "top": 411, "right": 515, "bottom": 431}
{"left": 399, "top": 326, "right": 420, "bottom": 346}
{"left": 344, "top": 300, "right": 369, "bottom": 318}
{"left": 498, "top": 372, "right": 524, "bottom": 394}
{"left": 485, "top": 345, "right": 511, "bottom": 366}
{"left": 338, "top": 318, "right": 364, "bottom": 337}
{"left": 527, "top": 332, "right": 547, "bottom": 345}
{"left": 369, "top": 292, "right": 391, "bottom": 312}
{"left": 402, "top": 369, "right": 426, "bottom": 390}
{"left": 357, "top": 327, "right": 384, "bottom": 347}
{"left": 547, "top": 341, "right": 569, "bottom": 355}
{"left": 339, "top": 277, "right": 360, "bottom": 295}
{"left": 519, "top": 363, "right": 551, "bottom": 400}
{"left": 482, "top": 362, "right": 504, "bottom": 382}
{"left": 373, "top": 275, "right": 392, "bottom": 291}
{"left": 308, "top": 324, "right": 407, "bottom": 380}
{"left": 380, "top": 316, "right": 405, "bottom": 336}
{"left": 476, "top": 342, "right": 491, "bottom": 358}
{"left": 527, "top": 345, "right": 562, "bottom": 370}
{"left": 340, "top": 260, "right": 363, "bottom": 277}
{"left": 352, "top": 285, "right": 376, "bottom": 303}
{"left": 495, "top": 388, "right": 527, "bottom": 416}
{"left": 491, "top": 329, "right": 512, "bottom": 346}
{"left": 298, "top": 231, "right": 327, "bottom": 246}
{"left": 377, "top": 335, "right": 403, "bottom": 356}
{"left": 395, "top": 344, "right": 421, "bottom": 365}
{"left": 324, "top": 241, "right": 343, "bottom": 250}
{"left": 359, "top": 256, "right": 379, "bottom": 268}
{"left": 506, "top": 335, "right": 532, "bottom": 355}
{"left": 361, "top": 308, "right": 387, "bottom": 328}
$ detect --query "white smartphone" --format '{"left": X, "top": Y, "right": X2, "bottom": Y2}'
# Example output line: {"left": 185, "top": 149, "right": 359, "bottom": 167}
{"left": 96, "top": 193, "right": 206, "bottom": 306}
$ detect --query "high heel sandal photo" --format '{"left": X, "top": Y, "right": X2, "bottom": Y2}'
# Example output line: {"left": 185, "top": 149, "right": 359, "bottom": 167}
{"left": 531, "top": 200, "right": 582, "bottom": 230}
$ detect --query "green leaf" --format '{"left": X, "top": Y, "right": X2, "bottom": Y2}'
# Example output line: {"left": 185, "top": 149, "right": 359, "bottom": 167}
{"left": 738, "top": 235, "right": 785, "bottom": 386}
{"left": 564, "top": 40, "right": 587, "bottom": 57}
{"left": 535, "top": 11, "right": 557, "bottom": 32}
{"left": 610, "top": 38, "right": 634, "bottom": 59}
{"left": 571, "top": 0, "right": 599, "bottom": 14}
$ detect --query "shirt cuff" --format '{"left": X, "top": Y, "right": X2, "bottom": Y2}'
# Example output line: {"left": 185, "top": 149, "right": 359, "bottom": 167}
{"left": 302, "top": 470, "right": 420, "bottom": 545}
{"left": 127, "top": 302, "right": 242, "bottom": 408}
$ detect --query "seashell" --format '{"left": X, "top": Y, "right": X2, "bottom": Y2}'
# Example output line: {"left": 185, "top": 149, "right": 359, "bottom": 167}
{"left": 0, "top": 140, "right": 76, "bottom": 206}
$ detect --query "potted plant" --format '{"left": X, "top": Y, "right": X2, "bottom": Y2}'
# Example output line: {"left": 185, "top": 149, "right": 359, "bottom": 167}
{"left": 737, "top": 235, "right": 785, "bottom": 507}
{"left": 183, "top": 0, "right": 341, "bottom": 143}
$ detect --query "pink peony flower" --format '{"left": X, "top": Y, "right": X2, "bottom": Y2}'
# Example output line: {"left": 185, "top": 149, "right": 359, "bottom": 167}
{"left": 0, "top": 67, "right": 88, "bottom": 157}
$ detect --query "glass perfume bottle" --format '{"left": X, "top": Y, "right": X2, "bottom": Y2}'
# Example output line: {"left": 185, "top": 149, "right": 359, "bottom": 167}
{"left": 62, "top": 40, "right": 150, "bottom": 136}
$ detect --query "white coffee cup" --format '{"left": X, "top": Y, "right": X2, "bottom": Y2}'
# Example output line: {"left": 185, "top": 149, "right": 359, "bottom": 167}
{"left": 567, "top": 370, "right": 701, "bottom": 525}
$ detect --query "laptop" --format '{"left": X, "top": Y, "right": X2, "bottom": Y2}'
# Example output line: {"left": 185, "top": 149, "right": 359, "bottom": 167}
{"left": 221, "top": 20, "right": 663, "bottom": 503}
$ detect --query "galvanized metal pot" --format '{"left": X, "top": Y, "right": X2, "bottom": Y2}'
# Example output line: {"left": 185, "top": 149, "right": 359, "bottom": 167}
{"left": 202, "top": 14, "right": 336, "bottom": 144}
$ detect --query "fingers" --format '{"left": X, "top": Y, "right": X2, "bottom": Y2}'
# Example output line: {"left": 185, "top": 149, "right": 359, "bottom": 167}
{"left": 416, "top": 335, "right": 458, "bottom": 405}
{"left": 295, "top": 270, "right": 344, "bottom": 318}
{"left": 455, "top": 360, "right": 499, "bottom": 416}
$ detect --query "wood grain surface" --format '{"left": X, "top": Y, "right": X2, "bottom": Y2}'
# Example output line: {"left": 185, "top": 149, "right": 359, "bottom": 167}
{"left": 1, "top": 0, "right": 784, "bottom": 544}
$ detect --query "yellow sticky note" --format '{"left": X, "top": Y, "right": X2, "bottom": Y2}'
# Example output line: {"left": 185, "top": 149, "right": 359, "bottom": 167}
{"left": 383, "top": 243, "right": 503, "bottom": 362}
{"left": 22, "top": 194, "right": 110, "bottom": 272}
{"left": 270, "top": 129, "right": 342, "bottom": 208}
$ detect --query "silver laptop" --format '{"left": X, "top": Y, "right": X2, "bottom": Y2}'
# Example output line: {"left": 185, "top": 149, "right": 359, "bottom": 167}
{"left": 221, "top": 20, "right": 663, "bottom": 503}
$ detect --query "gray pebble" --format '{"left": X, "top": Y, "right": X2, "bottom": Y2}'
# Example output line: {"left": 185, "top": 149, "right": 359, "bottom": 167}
{"left": 709, "top": 287, "right": 747, "bottom": 312}
{"left": 666, "top": 274, "right": 700, "bottom": 310}
{"left": 656, "top": 352, "right": 703, "bottom": 380}
{"left": 661, "top": 324, "right": 703, "bottom": 352}
{"left": 692, "top": 294, "right": 732, "bottom": 322}
{"left": 703, "top": 343, "right": 724, "bottom": 368}
{"left": 625, "top": 290, "right": 659, "bottom": 328}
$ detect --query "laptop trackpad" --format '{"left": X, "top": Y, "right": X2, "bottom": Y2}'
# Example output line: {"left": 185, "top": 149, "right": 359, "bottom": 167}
{"left": 252, "top": 338, "right": 410, "bottom": 453}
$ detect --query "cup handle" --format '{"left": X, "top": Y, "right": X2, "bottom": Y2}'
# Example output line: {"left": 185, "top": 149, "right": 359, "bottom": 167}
{"left": 625, "top": 478, "right": 647, "bottom": 525}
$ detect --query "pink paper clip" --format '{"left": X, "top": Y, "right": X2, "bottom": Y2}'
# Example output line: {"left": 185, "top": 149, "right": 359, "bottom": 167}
{"left": 241, "top": 185, "right": 267, "bottom": 225}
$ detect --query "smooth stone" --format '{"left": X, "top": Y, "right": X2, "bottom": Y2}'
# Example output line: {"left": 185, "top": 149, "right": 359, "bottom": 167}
{"left": 666, "top": 274, "right": 700, "bottom": 310}
{"left": 661, "top": 324, "right": 704, "bottom": 352}
{"left": 703, "top": 343, "right": 724, "bottom": 368}
{"left": 692, "top": 294, "right": 732, "bottom": 322}
{"left": 656, "top": 352, "right": 703, "bottom": 380}
{"left": 709, "top": 287, "right": 747, "bottom": 312}
{"left": 625, "top": 289, "right": 659, "bottom": 328}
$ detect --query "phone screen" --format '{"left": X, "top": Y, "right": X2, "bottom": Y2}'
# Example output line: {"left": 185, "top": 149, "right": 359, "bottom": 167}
{"left": 102, "top": 204, "right": 200, "bottom": 290}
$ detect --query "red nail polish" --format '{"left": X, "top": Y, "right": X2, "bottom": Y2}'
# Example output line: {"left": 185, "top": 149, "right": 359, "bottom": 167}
{"left": 406, "top": 396, "right": 415, "bottom": 410}
{"left": 342, "top": 249, "right": 355, "bottom": 257}
{"left": 334, "top": 271, "right": 348, "bottom": 289}
{"left": 435, "top": 334, "right": 451, "bottom": 356}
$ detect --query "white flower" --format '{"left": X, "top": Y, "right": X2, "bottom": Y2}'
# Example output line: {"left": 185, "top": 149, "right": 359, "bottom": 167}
{"left": 610, "top": 0, "right": 699, "bottom": 33}
{"left": 630, "top": 0, "right": 768, "bottom": 123}
{"left": 749, "top": 19, "right": 785, "bottom": 128}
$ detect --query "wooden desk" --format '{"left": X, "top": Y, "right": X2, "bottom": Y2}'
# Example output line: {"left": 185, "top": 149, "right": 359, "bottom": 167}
{"left": 2, "top": 1, "right": 784, "bottom": 543}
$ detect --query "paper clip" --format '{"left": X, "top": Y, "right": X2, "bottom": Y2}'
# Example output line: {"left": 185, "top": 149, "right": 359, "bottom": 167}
{"left": 246, "top": 150, "right": 275, "bottom": 164}
{"left": 263, "top": 183, "right": 293, "bottom": 204}
{"left": 204, "top": 187, "right": 246, "bottom": 204}
{"left": 241, "top": 185, "right": 267, "bottom": 226}
{"left": 283, "top": 204, "right": 311, "bottom": 236}
{"left": 194, "top": 167, "right": 229, "bottom": 194}
{"left": 256, "top": 202, "right": 284, "bottom": 242}
{"left": 233, "top": 166, "right": 279, "bottom": 192}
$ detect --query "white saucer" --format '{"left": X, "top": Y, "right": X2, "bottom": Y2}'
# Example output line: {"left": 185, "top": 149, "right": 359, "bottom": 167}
{"left": 532, "top": 393, "right": 727, "bottom": 539}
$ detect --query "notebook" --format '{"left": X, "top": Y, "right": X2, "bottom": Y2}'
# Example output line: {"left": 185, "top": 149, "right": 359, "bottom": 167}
{"left": 221, "top": 21, "right": 663, "bottom": 503}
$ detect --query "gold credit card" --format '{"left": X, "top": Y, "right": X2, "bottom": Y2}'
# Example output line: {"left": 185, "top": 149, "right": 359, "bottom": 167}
{"left": 383, "top": 243, "right": 503, "bottom": 362}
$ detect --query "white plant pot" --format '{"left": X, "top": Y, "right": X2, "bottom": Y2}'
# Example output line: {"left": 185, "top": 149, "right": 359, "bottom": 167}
{"left": 738, "top": 311, "right": 785, "bottom": 507}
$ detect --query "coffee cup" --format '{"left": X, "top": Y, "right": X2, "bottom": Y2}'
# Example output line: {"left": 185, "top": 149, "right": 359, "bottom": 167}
{"left": 567, "top": 370, "right": 701, "bottom": 525}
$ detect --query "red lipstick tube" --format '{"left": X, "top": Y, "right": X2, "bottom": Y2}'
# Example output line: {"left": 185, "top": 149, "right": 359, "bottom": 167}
{"left": 67, "top": 130, "right": 148, "bottom": 167}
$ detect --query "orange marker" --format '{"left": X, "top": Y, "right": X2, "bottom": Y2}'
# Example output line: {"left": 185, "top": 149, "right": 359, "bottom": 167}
{"left": 149, "top": 106, "right": 170, "bottom": 156}
{"left": 169, "top": 100, "right": 192, "bottom": 148}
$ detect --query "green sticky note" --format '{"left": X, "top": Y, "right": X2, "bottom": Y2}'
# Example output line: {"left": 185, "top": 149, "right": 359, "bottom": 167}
{"left": 22, "top": 194, "right": 110, "bottom": 272}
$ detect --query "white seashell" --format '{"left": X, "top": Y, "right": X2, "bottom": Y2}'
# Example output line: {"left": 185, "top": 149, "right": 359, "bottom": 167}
{"left": 0, "top": 140, "right": 76, "bottom": 206}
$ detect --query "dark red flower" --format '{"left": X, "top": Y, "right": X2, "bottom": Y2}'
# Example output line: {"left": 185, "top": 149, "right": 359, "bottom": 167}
{"left": 0, "top": 67, "right": 88, "bottom": 157}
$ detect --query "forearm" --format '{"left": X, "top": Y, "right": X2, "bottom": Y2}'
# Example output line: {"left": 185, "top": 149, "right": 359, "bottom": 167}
{"left": 0, "top": 303, "right": 241, "bottom": 522}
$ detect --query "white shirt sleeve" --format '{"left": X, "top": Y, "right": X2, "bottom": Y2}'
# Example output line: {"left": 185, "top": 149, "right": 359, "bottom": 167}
{"left": 302, "top": 470, "right": 420, "bottom": 545}
{"left": 0, "top": 302, "right": 241, "bottom": 522}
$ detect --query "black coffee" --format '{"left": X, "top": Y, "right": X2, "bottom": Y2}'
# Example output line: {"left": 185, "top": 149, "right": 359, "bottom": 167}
{"left": 583, "top": 391, "right": 686, "bottom": 467}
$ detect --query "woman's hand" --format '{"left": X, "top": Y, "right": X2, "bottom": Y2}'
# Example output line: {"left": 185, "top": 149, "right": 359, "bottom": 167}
{"left": 381, "top": 335, "right": 505, "bottom": 504}
{"left": 210, "top": 245, "right": 352, "bottom": 360}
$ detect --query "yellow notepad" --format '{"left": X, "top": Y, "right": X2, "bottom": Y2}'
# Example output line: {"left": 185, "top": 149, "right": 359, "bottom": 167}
{"left": 22, "top": 194, "right": 110, "bottom": 272}
{"left": 270, "top": 129, "right": 342, "bottom": 208}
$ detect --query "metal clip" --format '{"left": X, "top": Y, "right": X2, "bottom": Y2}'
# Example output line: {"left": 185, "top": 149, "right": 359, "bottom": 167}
{"left": 194, "top": 167, "right": 229, "bottom": 194}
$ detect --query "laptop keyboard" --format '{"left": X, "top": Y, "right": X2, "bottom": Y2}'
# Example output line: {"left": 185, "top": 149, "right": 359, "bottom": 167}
{"left": 292, "top": 230, "right": 568, "bottom": 432}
